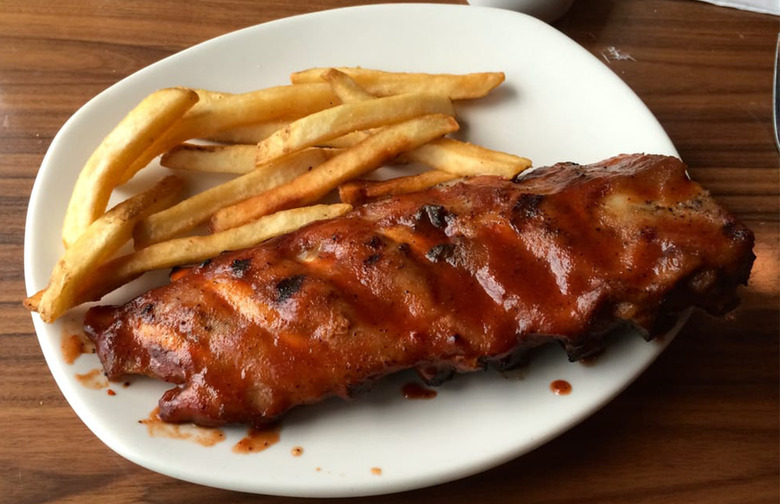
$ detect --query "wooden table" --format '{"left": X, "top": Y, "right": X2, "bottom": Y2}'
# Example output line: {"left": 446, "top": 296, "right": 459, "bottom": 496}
{"left": 2, "top": 0, "right": 778, "bottom": 502}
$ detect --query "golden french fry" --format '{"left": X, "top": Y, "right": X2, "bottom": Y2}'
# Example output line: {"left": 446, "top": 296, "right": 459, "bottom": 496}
{"left": 161, "top": 143, "right": 258, "bottom": 174}
{"left": 79, "top": 204, "right": 352, "bottom": 304}
{"left": 212, "top": 113, "right": 459, "bottom": 232}
{"left": 134, "top": 147, "right": 339, "bottom": 248}
{"left": 206, "top": 120, "right": 291, "bottom": 144}
{"left": 61, "top": 88, "right": 198, "bottom": 248}
{"left": 405, "top": 138, "right": 532, "bottom": 178}
{"left": 316, "top": 130, "right": 372, "bottom": 148}
{"left": 24, "top": 290, "right": 43, "bottom": 312}
{"left": 322, "top": 68, "right": 375, "bottom": 103}
{"left": 38, "top": 67, "right": 531, "bottom": 322}
{"left": 26, "top": 175, "right": 184, "bottom": 322}
{"left": 189, "top": 88, "right": 232, "bottom": 104}
{"left": 315, "top": 73, "right": 377, "bottom": 146}
{"left": 339, "top": 169, "right": 458, "bottom": 205}
{"left": 120, "top": 83, "right": 339, "bottom": 183}
{"left": 291, "top": 68, "right": 505, "bottom": 100}
{"left": 255, "top": 93, "right": 454, "bottom": 166}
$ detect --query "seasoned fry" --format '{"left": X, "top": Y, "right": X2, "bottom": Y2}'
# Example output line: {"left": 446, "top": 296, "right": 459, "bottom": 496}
{"left": 134, "top": 147, "right": 338, "bottom": 248}
{"left": 120, "top": 83, "right": 339, "bottom": 183}
{"left": 61, "top": 88, "right": 198, "bottom": 248}
{"left": 322, "top": 68, "right": 375, "bottom": 103}
{"left": 206, "top": 120, "right": 291, "bottom": 144}
{"left": 79, "top": 204, "right": 352, "bottom": 304}
{"left": 213, "top": 113, "right": 459, "bottom": 231}
{"left": 161, "top": 143, "right": 257, "bottom": 174}
{"left": 405, "top": 138, "right": 532, "bottom": 178}
{"left": 291, "top": 67, "right": 505, "bottom": 100}
{"left": 26, "top": 175, "right": 184, "bottom": 322}
{"left": 255, "top": 93, "right": 455, "bottom": 166}
{"left": 339, "top": 169, "right": 458, "bottom": 205}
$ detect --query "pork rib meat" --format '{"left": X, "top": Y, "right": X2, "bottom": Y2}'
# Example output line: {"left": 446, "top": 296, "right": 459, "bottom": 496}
{"left": 84, "top": 154, "right": 755, "bottom": 426}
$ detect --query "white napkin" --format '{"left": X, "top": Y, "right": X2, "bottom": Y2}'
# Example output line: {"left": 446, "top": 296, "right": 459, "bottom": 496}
{"left": 695, "top": 0, "right": 779, "bottom": 15}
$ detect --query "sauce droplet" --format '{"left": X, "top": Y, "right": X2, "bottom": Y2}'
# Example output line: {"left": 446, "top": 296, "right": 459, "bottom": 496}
{"left": 140, "top": 407, "right": 225, "bottom": 447}
{"left": 371, "top": 467, "right": 382, "bottom": 475}
{"left": 106, "top": 389, "right": 116, "bottom": 396}
{"left": 401, "top": 382, "right": 437, "bottom": 400}
{"left": 233, "top": 425, "right": 281, "bottom": 454}
{"left": 550, "top": 379, "right": 572, "bottom": 395}
{"left": 291, "top": 446, "right": 303, "bottom": 457}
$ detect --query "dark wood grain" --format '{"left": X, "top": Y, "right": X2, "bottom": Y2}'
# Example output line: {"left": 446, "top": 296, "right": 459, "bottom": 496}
{"left": 1, "top": 0, "right": 777, "bottom": 502}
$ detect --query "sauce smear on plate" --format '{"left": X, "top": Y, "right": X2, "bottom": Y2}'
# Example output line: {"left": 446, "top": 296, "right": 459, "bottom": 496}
{"left": 140, "top": 407, "right": 225, "bottom": 447}
{"left": 233, "top": 425, "right": 281, "bottom": 454}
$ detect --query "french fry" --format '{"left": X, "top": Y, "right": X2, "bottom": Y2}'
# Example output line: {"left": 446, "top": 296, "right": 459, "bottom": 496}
{"left": 316, "top": 130, "right": 372, "bottom": 148}
{"left": 120, "top": 83, "right": 339, "bottom": 183}
{"left": 405, "top": 138, "right": 532, "bottom": 178}
{"left": 161, "top": 143, "right": 258, "bottom": 174}
{"left": 79, "top": 204, "right": 353, "bottom": 304}
{"left": 35, "top": 67, "right": 534, "bottom": 323}
{"left": 322, "top": 68, "right": 375, "bottom": 103}
{"left": 255, "top": 93, "right": 455, "bottom": 166}
{"left": 61, "top": 88, "right": 198, "bottom": 248}
{"left": 192, "top": 85, "right": 336, "bottom": 120}
{"left": 26, "top": 175, "right": 184, "bottom": 322}
{"left": 315, "top": 71, "right": 376, "bottom": 146}
{"left": 206, "top": 120, "right": 291, "bottom": 144}
{"left": 212, "top": 113, "right": 459, "bottom": 231}
{"left": 291, "top": 67, "right": 505, "bottom": 100}
{"left": 134, "top": 147, "right": 339, "bottom": 248}
{"left": 339, "top": 169, "right": 458, "bottom": 205}
{"left": 190, "top": 88, "right": 232, "bottom": 104}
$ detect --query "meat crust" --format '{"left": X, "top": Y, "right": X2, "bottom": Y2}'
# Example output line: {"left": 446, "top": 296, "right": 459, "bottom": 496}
{"left": 84, "top": 154, "right": 755, "bottom": 426}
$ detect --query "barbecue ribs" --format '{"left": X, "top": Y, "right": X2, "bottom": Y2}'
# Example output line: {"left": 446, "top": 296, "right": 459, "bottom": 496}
{"left": 84, "top": 154, "right": 755, "bottom": 427}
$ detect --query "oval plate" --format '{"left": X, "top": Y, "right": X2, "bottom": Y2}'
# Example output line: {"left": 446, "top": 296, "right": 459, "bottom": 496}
{"left": 25, "top": 4, "right": 680, "bottom": 497}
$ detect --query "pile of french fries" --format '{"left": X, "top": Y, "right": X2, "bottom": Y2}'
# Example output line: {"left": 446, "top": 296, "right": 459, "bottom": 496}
{"left": 25, "top": 67, "right": 532, "bottom": 323}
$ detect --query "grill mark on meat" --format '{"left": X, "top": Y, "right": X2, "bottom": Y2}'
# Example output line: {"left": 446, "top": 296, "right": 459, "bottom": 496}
{"left": 414, "top": 204, "right": 451, "bottom": 230}
{"left": 231, "top": 258, "right": 251, "bottom": 277}
{"left": 425, "top": 243, "right": 457, "bottom": 263}
{"left": 275, "top": 275, "right": 306, "bottom": 303}
{"left": 513, "top": 193, "right": 545, "bottom": 219}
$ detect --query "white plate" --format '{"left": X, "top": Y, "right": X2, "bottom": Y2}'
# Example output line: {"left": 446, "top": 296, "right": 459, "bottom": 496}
{"left": 25, "top": 4, "right": 680, "bottom": 497}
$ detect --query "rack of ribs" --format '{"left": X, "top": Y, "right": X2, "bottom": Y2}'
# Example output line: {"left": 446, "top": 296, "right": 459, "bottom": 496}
{"left": 84, "top": 153, "right": 755, "bottom": 427}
